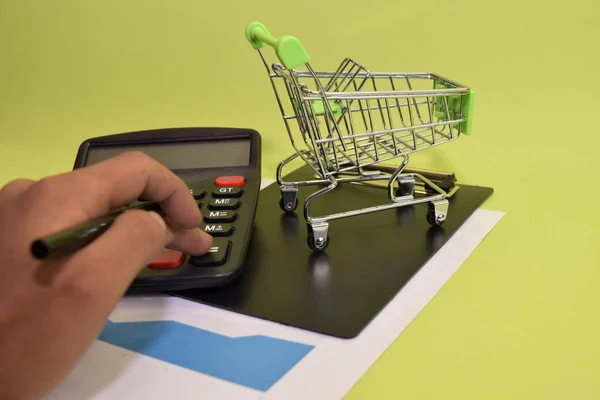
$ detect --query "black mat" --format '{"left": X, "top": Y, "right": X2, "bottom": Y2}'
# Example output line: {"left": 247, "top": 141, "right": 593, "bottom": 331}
{"left": 168, "top": 166, "right": 493, "bottom": 338}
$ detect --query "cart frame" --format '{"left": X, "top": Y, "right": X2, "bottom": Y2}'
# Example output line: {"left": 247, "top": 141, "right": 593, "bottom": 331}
{"left": 246, "top": 22, "right": 475, "bottom": 251}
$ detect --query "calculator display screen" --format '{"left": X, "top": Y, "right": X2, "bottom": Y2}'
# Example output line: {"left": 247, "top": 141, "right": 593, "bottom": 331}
{"left": 83, "top": 139, "right": 251, "bottom": 169}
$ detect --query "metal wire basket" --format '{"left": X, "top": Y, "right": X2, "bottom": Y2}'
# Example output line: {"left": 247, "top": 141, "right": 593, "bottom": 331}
{"left": 246, "top": 22, "right": 475, "bottom": 251}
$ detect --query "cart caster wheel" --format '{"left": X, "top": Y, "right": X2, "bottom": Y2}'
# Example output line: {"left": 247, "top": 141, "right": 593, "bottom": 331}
{"left": 426, "top": 208, "right": 443, "bottom": 226}
{"left": 279, "top": 187, "right": 298, "bottom": 212}
{"left": 426, "top": 199, "right": 449, "bottom": 227}
{"left": 307, "top": 223, "right": 329, "bottom": 252}
{"left": 307, "top": 233, "right": 330, "bottom": 252}
{"left": 279, "top": 196, "right": 297, "bottom": 212}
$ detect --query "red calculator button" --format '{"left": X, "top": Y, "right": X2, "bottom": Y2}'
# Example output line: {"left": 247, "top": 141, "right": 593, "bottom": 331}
{"left": 149, "top": 249, "right": 185, "bottom": 269}
{"left": 216, "top": 176, "right": 245, "bottom": 187}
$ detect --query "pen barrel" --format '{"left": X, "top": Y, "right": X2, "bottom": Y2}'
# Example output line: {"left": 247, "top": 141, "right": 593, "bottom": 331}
{"left": 31, "top": 216, "right": 115, "bottom": 259}
{"left": 30, "top": 202, "right": 162, "bottom": 260}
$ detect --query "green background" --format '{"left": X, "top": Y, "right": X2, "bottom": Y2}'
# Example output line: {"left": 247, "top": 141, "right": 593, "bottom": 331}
{"left": 1, "top": 1, "right": 599, "bottom": 398}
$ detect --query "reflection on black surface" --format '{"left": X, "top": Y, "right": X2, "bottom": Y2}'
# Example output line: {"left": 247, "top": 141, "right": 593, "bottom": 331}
{"left": 395, "top": 205, "right": 416, "bottom": 225}
{"left": 426, "top": 227, "right": 447, "bottom": 251}
{"left": 308, "top": 252, "right": 331, "bottom": 288}
{"left": 306, "top": 251, "right": 335, "bottom": 326}
{"left": 280, "top": 212, "right": 300, "bottom": 238}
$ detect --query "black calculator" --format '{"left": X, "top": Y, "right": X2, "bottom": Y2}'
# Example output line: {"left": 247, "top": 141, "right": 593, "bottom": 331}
{"left": 73, "top": 127, "right": 261, "bottom": 291}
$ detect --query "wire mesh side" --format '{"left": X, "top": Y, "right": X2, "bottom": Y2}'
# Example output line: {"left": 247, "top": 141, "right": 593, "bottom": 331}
{"left": 301, "top": 72, "right": 469, "bottom": 175}
{"left": 258, "top": 51, "right": 470, "bottom": 178}
{"left": 324, "top": 57, "right": 370, "bottom": 93}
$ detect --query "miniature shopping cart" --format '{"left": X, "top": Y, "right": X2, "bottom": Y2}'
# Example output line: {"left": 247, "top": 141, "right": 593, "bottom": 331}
{"left": 245, "top": 22, "right": 475, "bottom": 251}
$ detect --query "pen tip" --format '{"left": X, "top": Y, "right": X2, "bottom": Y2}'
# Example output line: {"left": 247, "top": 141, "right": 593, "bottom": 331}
{"left": 31, "top": 240, "right": 49, "bottom": 259}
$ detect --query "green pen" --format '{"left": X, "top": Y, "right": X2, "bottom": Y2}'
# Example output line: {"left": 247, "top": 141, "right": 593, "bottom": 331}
{"left": 30, "top": 201, "right": 164, "bottom": 260}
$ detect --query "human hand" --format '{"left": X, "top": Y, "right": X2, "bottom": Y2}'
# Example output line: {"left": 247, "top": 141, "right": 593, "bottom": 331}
{"left": 0, "top": 151, "right": 213, "bottom": 399}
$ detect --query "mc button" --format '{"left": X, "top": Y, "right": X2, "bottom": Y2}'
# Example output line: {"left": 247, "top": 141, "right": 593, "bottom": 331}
{"left": 208, "top": 198, "right": 240, "bottom": 210}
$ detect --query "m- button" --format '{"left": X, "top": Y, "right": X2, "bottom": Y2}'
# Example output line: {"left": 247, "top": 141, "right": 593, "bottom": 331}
{"left": 204, "top": 210, "right": 237, "bottom": 223}
{"left": 208, "top": 198, "right": 240, "bottom": 210}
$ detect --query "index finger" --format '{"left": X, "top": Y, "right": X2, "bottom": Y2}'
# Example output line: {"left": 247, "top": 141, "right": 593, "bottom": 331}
{"left": 29, "top": 151, "right": 202, "bottom": 230}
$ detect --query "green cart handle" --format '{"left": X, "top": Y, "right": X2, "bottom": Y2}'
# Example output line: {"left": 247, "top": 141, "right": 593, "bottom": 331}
{"left": 245, "top": 22, "right": 310, "bottom": 70}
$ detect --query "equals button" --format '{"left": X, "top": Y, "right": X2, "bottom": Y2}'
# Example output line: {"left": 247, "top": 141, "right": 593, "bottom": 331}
{"left": 189, "top": 239, "right": 231, "bottom": 267}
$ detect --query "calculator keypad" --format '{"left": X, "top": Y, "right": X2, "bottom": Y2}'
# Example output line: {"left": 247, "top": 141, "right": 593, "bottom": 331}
{"left": 189, "top": 178, "right": 247, "bottom": 268}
